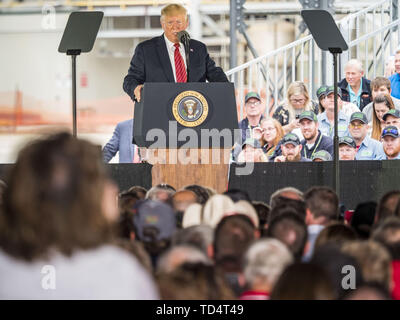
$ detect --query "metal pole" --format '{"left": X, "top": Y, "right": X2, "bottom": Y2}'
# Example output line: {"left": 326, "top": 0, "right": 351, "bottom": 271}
{"left": 319, "top": 0, "right": 330, "bottom": 86}
{"left": 333, "top": 52, "right": 340, "bottom": 201}
{"left": 229, "top": 0, "right": 238, "bottom": 71}
{"left": 71, "top": 54, "right": 77, "bottom": 137}
{"left": 321, "top": 51, "right": 327, "bottom": 84}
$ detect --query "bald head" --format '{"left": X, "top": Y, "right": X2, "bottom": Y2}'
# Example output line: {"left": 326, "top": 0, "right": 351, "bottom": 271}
{"left": 173, "top": 190, "right": 198, "bottom": 212}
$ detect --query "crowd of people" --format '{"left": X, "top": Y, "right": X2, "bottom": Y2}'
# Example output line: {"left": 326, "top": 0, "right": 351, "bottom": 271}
{"left": 1, "top": 132, "right": 400, "bottom": 299}
{"left": 235, "top": 56, "right": 400, "bottom": 163}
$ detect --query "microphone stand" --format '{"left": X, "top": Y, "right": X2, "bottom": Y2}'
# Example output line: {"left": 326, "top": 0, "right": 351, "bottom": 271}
{"left": 178, "top": 31, "right": 190, "bottom": 82}
{"left": 183, "top": 36, "right": 190, "bottom": 82}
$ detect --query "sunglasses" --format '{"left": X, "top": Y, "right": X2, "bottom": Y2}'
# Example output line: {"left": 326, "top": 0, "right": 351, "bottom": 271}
{"left": 349, "top": 122, "right": 365, "bottom": 129}
{"left": 382, "top": 127, "right": 399, "bottom": 137}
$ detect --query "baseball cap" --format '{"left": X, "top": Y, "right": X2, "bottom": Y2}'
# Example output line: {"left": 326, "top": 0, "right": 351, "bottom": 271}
{"left": 381, "top": 126, "right": 400, "bottom": 139}
{"left": 299, "top": 110, "right": 318, "bottom": 122}
{"left": 325, "top": 86, "right": 342, "bottom": 99}
{"left": 339, "top": 136, "right": 357, "bottom": 148}
{"left": 350, "top": 112, "right": 368, "bottom": 124}
{"left": 132, "top": 199, "right": 176, "bottom": 242}
{"left": 383, "top": 109, "right": 400, "bottom": 121}
{"left": 281, "top": 133, "right": 301, "bottom": 147}
{"left": 312, "top": 150, "right": 332, "bottom": 161}
{"left": 242, "top": 138, "right": 261, "bottom": 149}
{"left": 245, "top": 92, "right": 261, "bottom": 103}
{"left": 316, "top": 85, "right": 328, "bottom": 100}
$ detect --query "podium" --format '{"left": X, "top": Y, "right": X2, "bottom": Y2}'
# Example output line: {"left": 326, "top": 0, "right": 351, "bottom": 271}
{"left": 133, "top": 82, "right": 238, "bottom": 192}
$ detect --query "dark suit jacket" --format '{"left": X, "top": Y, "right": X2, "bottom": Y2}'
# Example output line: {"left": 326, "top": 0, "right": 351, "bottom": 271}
{"left": 338, "top": 77, "right": 372, "bottom": 111}
{"left": 123, "top": 35, "right": 228, "bottom": 101}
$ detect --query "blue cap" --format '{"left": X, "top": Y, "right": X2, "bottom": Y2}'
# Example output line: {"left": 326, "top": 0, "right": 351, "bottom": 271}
{"left": 133, "top": 199, "right": 176, "bottom": 242}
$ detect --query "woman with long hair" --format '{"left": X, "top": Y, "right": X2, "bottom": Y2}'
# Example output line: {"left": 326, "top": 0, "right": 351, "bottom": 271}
{"left": 273, "top": 81, "right": 319, "bottom": 134}
{"left": 370, "top": 94, "right": 395, "bottom": 141}
{"left": 259, "top": 118, "right": 284, "bottom": 158}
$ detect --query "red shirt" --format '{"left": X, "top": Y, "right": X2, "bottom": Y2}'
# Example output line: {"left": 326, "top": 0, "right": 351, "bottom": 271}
{"left": 392, "top": 261, "right": 400, "bottom": 300}
{"left": 240, "top": 290, "right": 270, "bottom": 300}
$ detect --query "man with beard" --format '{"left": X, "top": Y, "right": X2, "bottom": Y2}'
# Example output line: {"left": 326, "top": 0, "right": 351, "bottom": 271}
{"left": 379, "top": 126, "right": 400, "bottom": 160}
{"left": 338, "top": 136, "right": 357, "bottom": 161}
{"left": 348, "top": 112, "right": 384, "bottom": 160}
{"left": 274, "top": 133, "right": 310, "bottom": 162}
{"left": 299, "top": 111, "right": 333, "bottom": 160}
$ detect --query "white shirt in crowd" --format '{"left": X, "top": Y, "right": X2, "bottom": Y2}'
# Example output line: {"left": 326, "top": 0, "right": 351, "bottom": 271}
{"left": 341, "top": 101, "right": 360, "bottom": 118}
{"left": 0, "top": 245, "right": 159, "bottom": 300}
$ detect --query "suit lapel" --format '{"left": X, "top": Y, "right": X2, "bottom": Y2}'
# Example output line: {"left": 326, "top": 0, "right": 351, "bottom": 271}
{"left": 156, "top": 35, "right": 175, "bottom": 82}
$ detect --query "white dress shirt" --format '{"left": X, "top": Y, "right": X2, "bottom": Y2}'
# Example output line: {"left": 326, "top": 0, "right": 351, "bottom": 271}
{"left": 164, "top": 34, "right": 187, "bottom": 82}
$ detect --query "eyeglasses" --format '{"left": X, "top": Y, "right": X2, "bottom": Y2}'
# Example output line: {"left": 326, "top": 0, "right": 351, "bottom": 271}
{"left": 165, "top": 20, "right": 185, "bottom": 27}
{"left": 262, "top": 127, "right": 276, "bottom": 132}
{"left": 246, "top": 101, "right": 261, "bottom": 106}
{"left": 349, "top": 122, "right": 365, "bottom": 129}
{"left": 290, "top": 98, "right": 306, "bottom": 104}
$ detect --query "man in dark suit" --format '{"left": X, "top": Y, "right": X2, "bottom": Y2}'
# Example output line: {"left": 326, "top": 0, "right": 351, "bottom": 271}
{"left": 123, "top": 3, "right": 228, "bottom": 102}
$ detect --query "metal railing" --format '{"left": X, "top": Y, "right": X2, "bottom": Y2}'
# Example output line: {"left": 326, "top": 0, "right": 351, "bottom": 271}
{"left": 226, "top": 0, "right": 400, "bottom": 119}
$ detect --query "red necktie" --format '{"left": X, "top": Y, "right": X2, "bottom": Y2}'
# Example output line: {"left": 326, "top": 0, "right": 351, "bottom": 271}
{"left": 174, "top": 43, "right": 187, "bottom": 83}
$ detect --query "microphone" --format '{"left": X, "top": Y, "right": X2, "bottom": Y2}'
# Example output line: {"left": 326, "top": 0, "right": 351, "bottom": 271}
{"left": 177, "top": 31, "right": 190, "bottom": 81}
{"left": 177, "top": 30, "right": 190, "bottom": 46}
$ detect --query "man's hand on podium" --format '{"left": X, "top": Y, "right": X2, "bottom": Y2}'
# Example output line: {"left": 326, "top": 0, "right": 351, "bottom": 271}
{"left": 134, "top": 84, "right": 144, "bottom": 102}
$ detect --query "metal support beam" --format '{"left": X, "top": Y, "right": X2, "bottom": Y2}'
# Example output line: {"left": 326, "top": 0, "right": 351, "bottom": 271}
{"left": 229, "top": 0, "right": 238, "bottom": 71}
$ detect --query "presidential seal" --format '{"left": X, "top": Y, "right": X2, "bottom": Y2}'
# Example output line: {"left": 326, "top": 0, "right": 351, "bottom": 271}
{"left": 172, "top": 90, "right": 209, "bottom": 127}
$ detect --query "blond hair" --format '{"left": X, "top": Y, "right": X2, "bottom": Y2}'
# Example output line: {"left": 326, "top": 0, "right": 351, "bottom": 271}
{"left": 161, "top": 3, "right": 187, "bottom": 22}
{"left": 286, "top": 81, "right": 312, "bottom": 122}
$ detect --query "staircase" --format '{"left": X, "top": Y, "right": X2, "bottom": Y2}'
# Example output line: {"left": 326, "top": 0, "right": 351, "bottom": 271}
{"left": 226, "top": 0, "right": 400, "bottom": 120}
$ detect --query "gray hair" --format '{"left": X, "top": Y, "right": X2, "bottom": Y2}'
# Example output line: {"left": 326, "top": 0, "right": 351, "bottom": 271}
{"left": 270, "top": 187, "right": 304, "bottom": 206}
{"left": 145, "top": 186, "right": 175, "bottom": 202}
{"left": 345, "top": 59, "right": 364, "bottom": 73}
{"left": 156, "top": 245, "right": 212, "bottom": 274}
{"left": 243, "top": 239, "right": 293, "bottom": 288}
{"left": 171, "top": 225, "right": 214, "bottom": 256}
